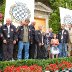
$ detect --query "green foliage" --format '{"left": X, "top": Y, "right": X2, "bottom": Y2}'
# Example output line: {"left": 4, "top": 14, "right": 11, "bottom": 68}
{"left": 47, "top": 0, "right": 72, "bottom": 33}
{"left": 0, "top": 0, "right": 5, "bottom": 22}
{"left": 0, "top": 0, "right": 5, "bottom": 13}
{"left": 0, "top": 57, "right": 72, "bottom": 71}
{"left": 0, "top": 0, "right": 4, "bottom": 5}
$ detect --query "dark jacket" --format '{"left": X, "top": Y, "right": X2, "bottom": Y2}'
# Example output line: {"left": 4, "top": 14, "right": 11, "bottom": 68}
{"left": 29, "top": 24, "right": 35, "bottom": 41}
{"left": 35, "top": 30, "right": 44, "bottom": 43}
{"left": 29, "top": 24, "right": 35, "bottom": 35}
{"left": 44, "top": 33, "right": 51, "bottom": 45}
{"left": 49, "top": 32, "right": 53, "bottom": 41}
{"left": 58, "top": 29, "right": 69, "bottom": 43}
{"left": 1, "top": 24, "right": 17, "bottom": 41}
{"left": 0, "top": 27, "right": 2, "bottom": 38}
{"left": 18, "top": 25, "right": 31, "bottom": 41}
{"left": 0, "top": 27, "right": 2, "bottom": 44}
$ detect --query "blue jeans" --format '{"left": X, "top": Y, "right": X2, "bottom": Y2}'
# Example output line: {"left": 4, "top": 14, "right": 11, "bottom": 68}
{"left": 58, "top": 43, "right": 67, "bottom": 57}
{"left": 17, "top": 41, "right": 29, "bottom": 59}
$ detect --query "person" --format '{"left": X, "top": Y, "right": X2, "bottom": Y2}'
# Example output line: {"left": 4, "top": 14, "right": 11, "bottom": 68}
{"left": 44, "top": 29, "right": 51, "bottom": 58}
{"left": 1, "top": 18, "right": 17, "bottom": 61}
{"left": 49, "top": 28, "right": 53, "bottom": 41}
{"left": 0, "top": 23, "right": 3, "bottom": 60}
{"left": 50, "top": 34, "right": 59, "bottom": 58}
{"left": 67, "top": 24, "right": 72, "bottom": 56}
{"left": 35, "top": 25, "right": 45, "bottom": 59}
{"left": 13, "top": 21, "right": 24, "bottom": 60}
{"left": 29, "top": 20, "right": 36, "bottom": 59}
{"left": 17, "top": 19, "right": 30, "bottom": 60}
{"left": 58, "top": 24, "right": 69, "bottom": 57}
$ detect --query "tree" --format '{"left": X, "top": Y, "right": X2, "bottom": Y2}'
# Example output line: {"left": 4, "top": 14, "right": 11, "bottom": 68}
{"left": 0, "top": 0, "right": 5, "bottom": 22}
{"left": 0, "top": 0, "right": 3, "bottom": 5}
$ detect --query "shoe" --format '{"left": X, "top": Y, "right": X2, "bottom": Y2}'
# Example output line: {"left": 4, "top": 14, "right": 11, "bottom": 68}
{"left": 11, "top": 58, "right": 15, "bottom": 61}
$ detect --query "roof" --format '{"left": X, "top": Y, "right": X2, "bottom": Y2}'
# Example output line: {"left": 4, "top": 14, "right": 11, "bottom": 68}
{"left": 35, "top": 2, "right": 52, "bottom": 13}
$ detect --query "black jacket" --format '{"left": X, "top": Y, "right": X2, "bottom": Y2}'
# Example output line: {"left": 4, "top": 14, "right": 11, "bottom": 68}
{"left": 35, "top": 30, "right": 44, "bottom": 43}
{"left": 0, "top": 27, "right": 2, "bottom": 38}
{"left": 29, "top": 24, "right": 35, "bottom": 41}
{"left": 44, "top": 33, "right": 51, "bottom": 44}
{"left": 18, "top": 25, "right": 31, "bottom": 41}
{"left": 58, "top": 29, "right": 69, "bottom": 43}
{"left": 1, "top": 24, "right": 17, "bottom": 41}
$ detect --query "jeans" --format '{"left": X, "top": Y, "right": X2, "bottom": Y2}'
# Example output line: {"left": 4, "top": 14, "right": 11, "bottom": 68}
{"left": 58, "top": 43, "right": 67, "bottom": 57}
{"left": 17, "top": 41, "right": 29, "bottom": 59}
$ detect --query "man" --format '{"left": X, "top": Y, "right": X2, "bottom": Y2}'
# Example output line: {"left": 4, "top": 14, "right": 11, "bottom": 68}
{"left": 17, "top": 19, "right": 30, "bottom": 60}
{"left": 35, "top": 25, "right": 45, "bottom": 59}
{"left": 13, "top": 21, "right": 23, "bottom": 60}
{"left": 1, "top": 18, "right": 17, "bottom": 61}
{"left": 0, "top": 23, "right": 3, "bottom": 60}
{"left": 58, "top": 24, "right": 69, "bottom": 57}
{"left": 29, "top": 21, "right": 36, "bottom": 59}
{"left": 44, "top": 29, "right": 51, "bottom": 58}
{"left": 67, "top": 24, "right": 72, "bottom": 56}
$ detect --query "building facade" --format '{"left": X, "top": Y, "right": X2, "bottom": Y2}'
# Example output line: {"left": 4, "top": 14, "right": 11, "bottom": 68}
{"left": 34, "top": 2, "right": 52, "bottom": 32}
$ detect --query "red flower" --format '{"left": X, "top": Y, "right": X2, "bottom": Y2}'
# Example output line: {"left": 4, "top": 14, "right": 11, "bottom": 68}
{"left": 4, "top": 66, "right": 15, "bottom": 72}
{"left": 46, "top": 64, "right": 58, "bottom": 71}
{"left": 29, "top": 64, "right": 42, "bottom": 72}
{"left": 3, "top": 64, "right": 42, "bottom": 72}
{"left": 46, "top": 61, "right": 72, "bottom": 71}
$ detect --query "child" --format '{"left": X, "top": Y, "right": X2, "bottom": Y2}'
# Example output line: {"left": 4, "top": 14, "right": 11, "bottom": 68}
{"left": 50, "top": 34, "right": 59, "bottom": 58}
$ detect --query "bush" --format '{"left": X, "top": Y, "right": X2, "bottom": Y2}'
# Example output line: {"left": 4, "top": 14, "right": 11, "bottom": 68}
{"left": 0, "top": 57, "right": 72, "bottom": 71}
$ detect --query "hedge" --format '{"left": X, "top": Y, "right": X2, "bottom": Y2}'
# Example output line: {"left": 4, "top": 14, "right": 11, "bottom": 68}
{"left": 0, "top": 56, "right": 72, "bottom": 71}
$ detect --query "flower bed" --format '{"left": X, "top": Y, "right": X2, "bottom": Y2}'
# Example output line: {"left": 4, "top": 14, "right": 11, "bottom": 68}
{"left": 0, "top": 57, "right": 72, "bottom": 71}
{"left": 0, "top": 61, "right": 72, "bottom": 72}
{"left": 45, "top": 61, "right": 72, "bottom": 72}
{"left": 3, "top": 64, "right": 42, "bottom": 72}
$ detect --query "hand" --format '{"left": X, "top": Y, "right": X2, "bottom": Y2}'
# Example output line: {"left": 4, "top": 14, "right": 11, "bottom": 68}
{"left": 13, "top": 40, "right": 16, "bottom": 44}
{"left": 1, "top": 34, "right": 3, "bottom": 37}
{"left": 30, "top": 42, "right": 33, "bottom": 44}
{"left": 16, "top": 39, "right": 18, "bottom": 42}
{"left": 3, "top": 40, "right": 7, "bottom": 44}
{"left": 39, "top": 43, "right": 42, "bottom": 46}
{"left": 41, "top": 43, "right": 44, "bottom": 45}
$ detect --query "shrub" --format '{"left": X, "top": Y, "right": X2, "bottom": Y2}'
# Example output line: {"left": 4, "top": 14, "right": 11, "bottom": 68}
{"left": 0, "top": 57, "right": 72, "bottom": 71}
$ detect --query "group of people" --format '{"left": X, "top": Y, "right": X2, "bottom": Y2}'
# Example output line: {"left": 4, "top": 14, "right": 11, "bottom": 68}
{"left": 0, "top": 18, "right": 72, "bottom": 61}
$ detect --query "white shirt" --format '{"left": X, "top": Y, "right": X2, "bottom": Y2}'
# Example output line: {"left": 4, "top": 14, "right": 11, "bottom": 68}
{"left": 61, "top": 30, "right": 64, "bottom": 39}
{"left": 7, "top": 25, "right": 10, "bottom": 38}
